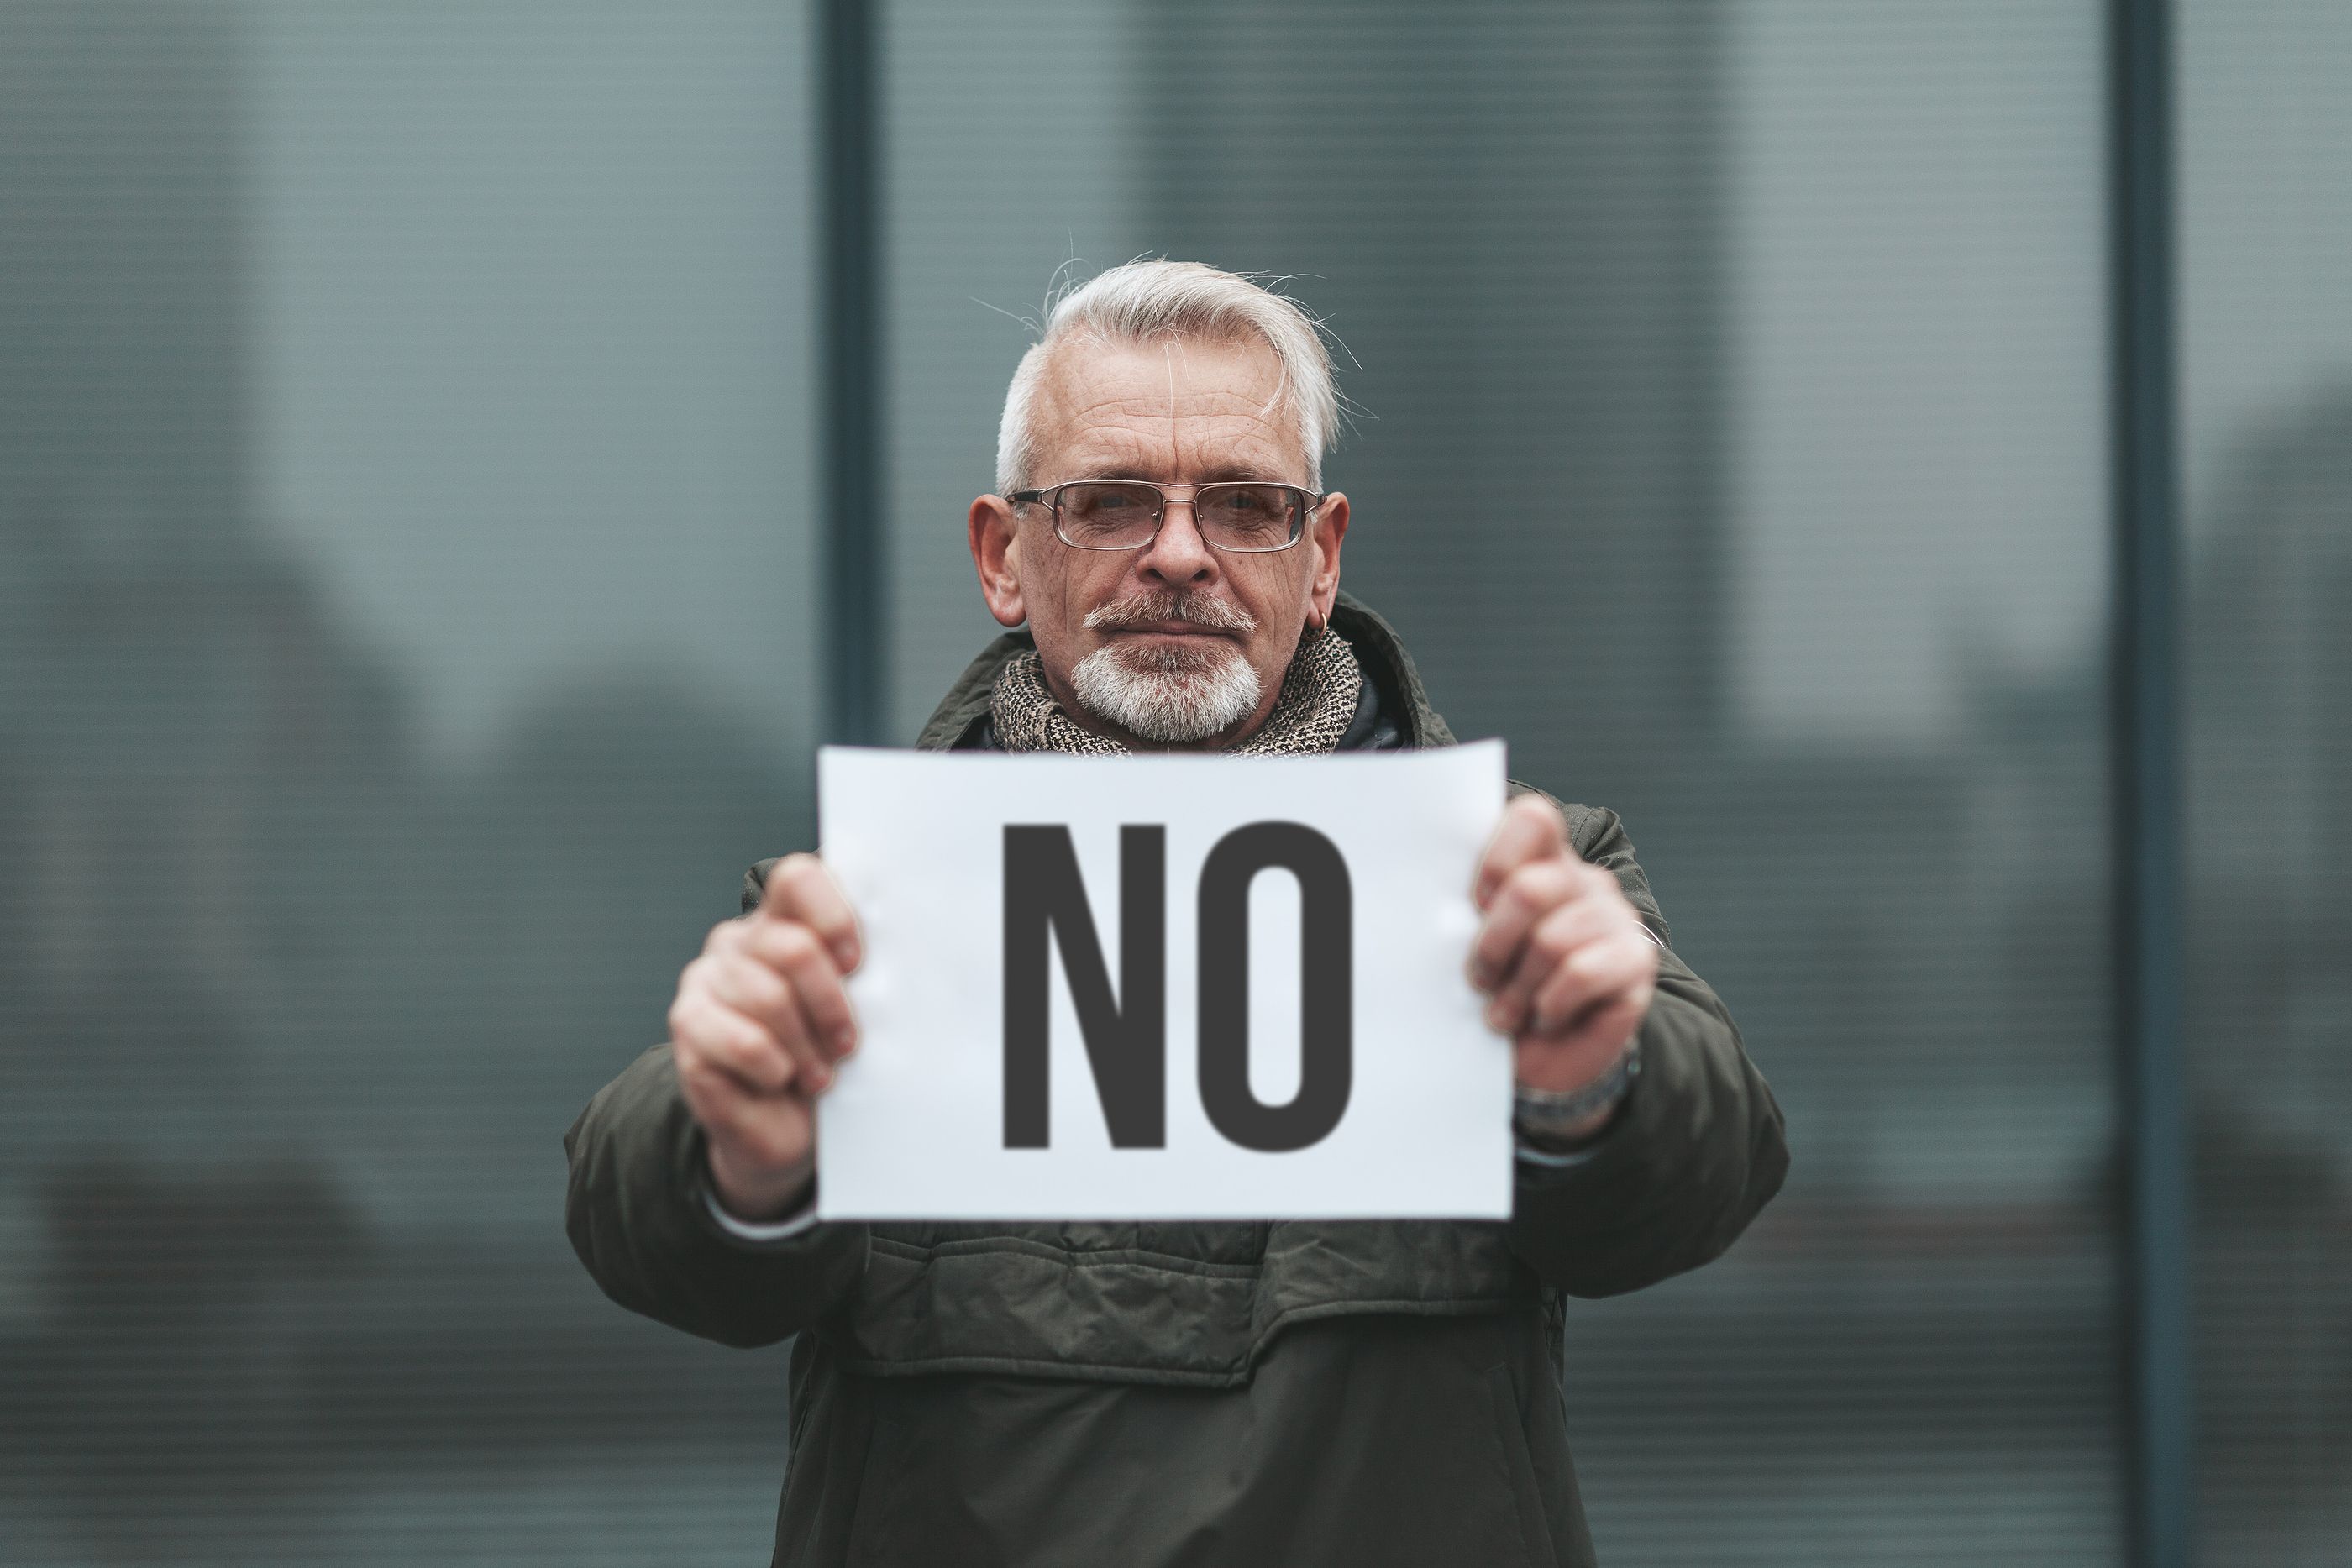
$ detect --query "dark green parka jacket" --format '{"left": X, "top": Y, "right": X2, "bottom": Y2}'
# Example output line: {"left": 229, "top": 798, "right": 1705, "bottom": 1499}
{"left": 565, "top": 595, "right": 1788, "bottom": 1567}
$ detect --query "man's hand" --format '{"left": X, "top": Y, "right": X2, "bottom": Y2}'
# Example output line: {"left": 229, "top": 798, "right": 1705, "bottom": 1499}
{"left": 1467, "top": 795, "right": 1659, "bottom": 1135}
{"left": 669, "top": 853, "right": 864, "bottom": 1222}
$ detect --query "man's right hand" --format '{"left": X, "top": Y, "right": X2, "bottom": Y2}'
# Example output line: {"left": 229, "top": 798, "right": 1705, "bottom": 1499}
{"left": 668, "top": 853, "right": 864, "bottom": 1222}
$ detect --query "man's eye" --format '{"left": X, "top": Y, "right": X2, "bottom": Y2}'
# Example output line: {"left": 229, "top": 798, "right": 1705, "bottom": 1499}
{"left": 1060, "top": 486, "right": 1126, "bottom": 521}
{"left": 1067, "top": 486, "right": 1138, "bottom": 516}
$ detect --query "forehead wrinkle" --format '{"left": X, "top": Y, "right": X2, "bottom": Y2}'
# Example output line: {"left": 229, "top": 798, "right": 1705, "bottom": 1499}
{"left": 1054, "top": 385, "right": 1278, "bottom": 425}
{"left": 1061, "top": 385, "right": 1281, "bottom": 420}
{"left": 1164, "top": 338, "right": 1205, "bottom": 477}
{"left": 1168, "top": 332, "right": 1288, "bottom": 443}
{"left": 1032, "top": 339, "right": 1302, "bottom": 482}
{"left": 1037, "top": 334, "right": 1284, "bottom": 418}
{"left": 1053, "top": 416, "right": 1295, "bottom": 483}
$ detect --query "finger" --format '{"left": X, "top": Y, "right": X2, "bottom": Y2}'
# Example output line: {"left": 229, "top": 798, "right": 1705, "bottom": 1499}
{"left": 670, "top": 992, "right": 797, "bottom": 1095}
{"left": 743, "top": 920, "right": 859, "bottom": 1062}
{"left": 685, "top": 983, "right": 834, "bottom": 1104}
{"left": 1467, "top": 858, "right": 1582, "bottom": 993}
{"left": 677, "top": 1052, "right": 766, "bottom": 1137}
{"left": 696, "top": 949, "right": 806, "bottom": 1041}
{"left": 1472, "top": 794, "right": 1570, "bottom": 910}
{"left": 1483, "top": 896, "right": 1616, "bottom": 1038}
{"left": 758, "top": 853, "right": 864, "bottom": 973}
{"left": 753, "top": 980, "right": 836, "bottom": 1096}
{"left": 696, "top": 1083, "right": 815, "bottom": 1175}
{"left": 1546, "top": 988, "right": 1653, "bottom": 1065}
{"left": 1529, "top": 934, "right": 1656, "bottom": 1037}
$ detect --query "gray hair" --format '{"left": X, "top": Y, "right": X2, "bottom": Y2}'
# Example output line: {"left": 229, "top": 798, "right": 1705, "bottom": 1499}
{"left": 994, "top": 260, "right": 1339, "bottom": 496}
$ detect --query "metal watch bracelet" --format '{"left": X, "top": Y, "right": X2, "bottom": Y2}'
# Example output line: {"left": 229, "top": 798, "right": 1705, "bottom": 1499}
{"left": 1513, "top": 1039, "right": 1643, "bottom": 1148}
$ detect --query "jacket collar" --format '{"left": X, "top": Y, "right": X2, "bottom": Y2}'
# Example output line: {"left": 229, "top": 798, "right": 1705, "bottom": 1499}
{"left": 912, "top": 590, "right": 1456, "bottom": 753}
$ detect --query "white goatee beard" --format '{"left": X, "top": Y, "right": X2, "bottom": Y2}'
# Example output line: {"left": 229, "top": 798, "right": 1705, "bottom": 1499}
{"left": 1069, "top": 639, "right": 1263, "bottom": 743}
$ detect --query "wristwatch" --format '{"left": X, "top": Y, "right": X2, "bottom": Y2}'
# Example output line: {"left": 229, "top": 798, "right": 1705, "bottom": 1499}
{"left": 1512, "top": 1038, "right": 1642, "bottom": 1150}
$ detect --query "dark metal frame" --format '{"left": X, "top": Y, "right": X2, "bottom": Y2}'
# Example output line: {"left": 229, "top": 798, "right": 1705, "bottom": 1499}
{"left": 2108, "top": 2, "right": 2194, "bottom": 1565}
{"left": 818, "top": 0, "right": 885, "bottom": 745}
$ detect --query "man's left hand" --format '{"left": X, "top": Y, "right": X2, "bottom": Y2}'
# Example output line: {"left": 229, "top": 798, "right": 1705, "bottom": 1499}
{"left": 1467, "top": 794, "right": 1659, "bottom": 1115}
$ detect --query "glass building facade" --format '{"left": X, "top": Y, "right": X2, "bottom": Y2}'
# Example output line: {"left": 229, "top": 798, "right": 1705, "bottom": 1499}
{"left": 0, "top": 2, "right": 2343, "bottom": 1562}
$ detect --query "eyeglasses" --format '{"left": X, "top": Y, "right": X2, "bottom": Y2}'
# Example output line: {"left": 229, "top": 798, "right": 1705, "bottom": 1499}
{"left": 1007, "top": 480, "right": 1324, "bottom": 553}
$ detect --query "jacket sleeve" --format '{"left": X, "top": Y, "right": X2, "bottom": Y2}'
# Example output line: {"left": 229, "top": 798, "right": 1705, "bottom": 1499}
{"left": 563, "top": 1043, "right": 869, "bottom": 1347}
{"left": 1501, "top": 797, "right": 1789, "bottom": 1298}
{"left": 561, "top": 860, "right": 870, "bottom": 1349}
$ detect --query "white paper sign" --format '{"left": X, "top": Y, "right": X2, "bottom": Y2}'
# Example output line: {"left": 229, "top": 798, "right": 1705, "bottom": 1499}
{"left": 814, "top": 740, "right": 1510, "bottom": 1220}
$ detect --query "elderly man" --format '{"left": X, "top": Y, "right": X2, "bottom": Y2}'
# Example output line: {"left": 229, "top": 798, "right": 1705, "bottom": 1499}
{"left": 565, "top": 260, "right": 1786, "bottom": 1567}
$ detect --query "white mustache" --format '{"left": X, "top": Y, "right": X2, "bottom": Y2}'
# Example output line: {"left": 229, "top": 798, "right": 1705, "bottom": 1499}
{"left": 1082, "top": 591, "right": 1258, "bottom": 633}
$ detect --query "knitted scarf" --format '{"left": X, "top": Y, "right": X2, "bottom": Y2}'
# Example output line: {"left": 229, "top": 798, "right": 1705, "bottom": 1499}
{"left": 990, "top": 627, "right": 1362, "bottom": 757}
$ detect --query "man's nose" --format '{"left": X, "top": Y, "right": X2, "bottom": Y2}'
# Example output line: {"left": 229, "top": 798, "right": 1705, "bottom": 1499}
{"left": 1138, "top": 496, "right": 1215, "bottom": 584}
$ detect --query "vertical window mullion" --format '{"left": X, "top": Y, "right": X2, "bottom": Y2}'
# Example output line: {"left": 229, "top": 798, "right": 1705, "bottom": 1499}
{"left": 2108, "top": 2, "right": 2195, "bottom": 1565}
{"left": 820, "top": 0, "right": 887, "bottom": 744}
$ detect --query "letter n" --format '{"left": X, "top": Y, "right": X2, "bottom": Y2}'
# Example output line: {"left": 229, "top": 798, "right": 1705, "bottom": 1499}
{"left": 1002, "top": 826, "right": 1167, "bottom": 1148}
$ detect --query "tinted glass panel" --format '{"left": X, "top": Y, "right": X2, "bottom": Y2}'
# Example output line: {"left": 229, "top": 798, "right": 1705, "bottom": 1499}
{"left": 0, "top": 3, "right": 816, "bottom": 1560}
{"left": 885, "top": 2, "right": 2122, "bottom": 1560}
{"left": 2180, "top": 3, "right": 2352, "bottom": 1560}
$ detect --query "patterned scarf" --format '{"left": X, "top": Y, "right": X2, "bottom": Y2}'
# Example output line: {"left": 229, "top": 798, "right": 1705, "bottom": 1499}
{"left": 990, "top": 627, "right": 1363, "bottom": 756}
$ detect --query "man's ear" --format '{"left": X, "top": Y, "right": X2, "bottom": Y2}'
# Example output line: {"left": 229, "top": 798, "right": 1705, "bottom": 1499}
{"left": 1305, "top": 491, "right": 1349, "bottom": 629}
{"left": 969, "top": 496, "right": 1027, "bottom": 627}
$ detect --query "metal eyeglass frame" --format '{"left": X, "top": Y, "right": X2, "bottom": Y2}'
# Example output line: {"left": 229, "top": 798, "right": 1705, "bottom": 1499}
{"left": 1005, "top": 480, "right": 1327, "bottom": 553}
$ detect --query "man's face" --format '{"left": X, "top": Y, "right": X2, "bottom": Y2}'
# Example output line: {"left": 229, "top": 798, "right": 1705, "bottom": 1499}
{"left": 967, "top": 333, "right": 1350, "bottom": 748}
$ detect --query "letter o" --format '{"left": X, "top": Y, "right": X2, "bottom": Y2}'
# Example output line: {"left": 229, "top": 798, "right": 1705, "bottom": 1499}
{"left": 1195, "top": 822, "right": 1352, "bottom": 1152}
